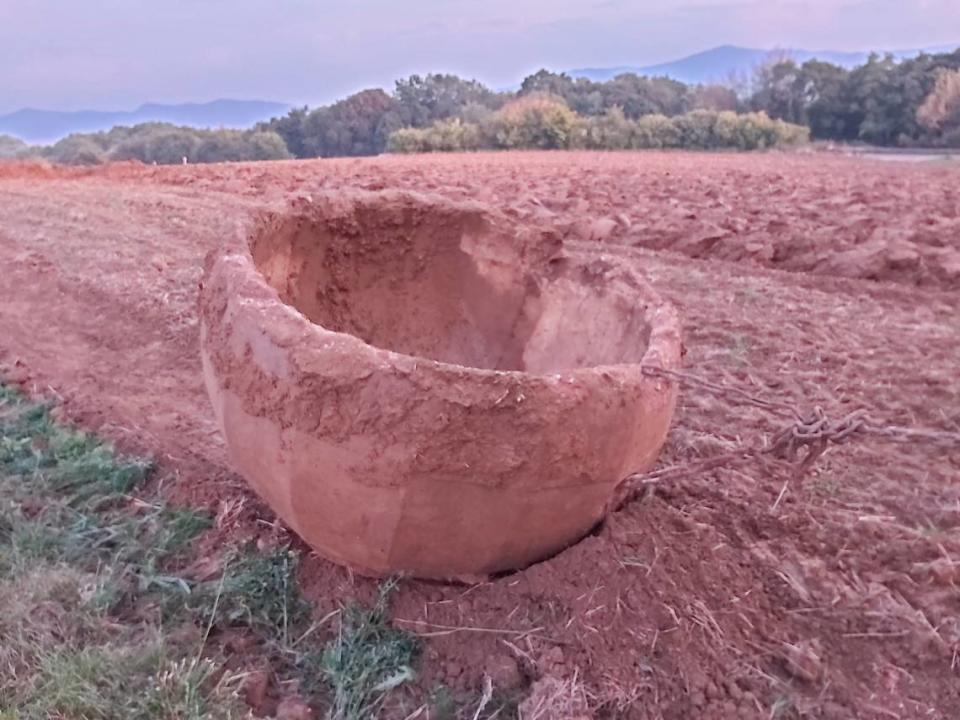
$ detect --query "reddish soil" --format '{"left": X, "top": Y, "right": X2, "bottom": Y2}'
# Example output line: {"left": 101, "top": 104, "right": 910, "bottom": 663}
{"left": 0, "top": 152, "right": 958, "bottom": 719}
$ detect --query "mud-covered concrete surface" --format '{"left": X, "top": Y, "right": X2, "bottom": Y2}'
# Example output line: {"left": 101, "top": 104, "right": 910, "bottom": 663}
{"left": 0, "top": 152, "right": 958, "bottom": 718}
{"left": 199, "top": 191, "right": 680, "bottom": 579}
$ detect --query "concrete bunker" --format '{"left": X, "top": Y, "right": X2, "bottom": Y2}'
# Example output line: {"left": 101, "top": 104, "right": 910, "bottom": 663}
{"left": 200, "top": 191, "right": 682, "bottom": 580}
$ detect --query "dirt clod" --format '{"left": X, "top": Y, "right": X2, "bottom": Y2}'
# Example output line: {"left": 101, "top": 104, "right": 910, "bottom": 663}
{"left": 779, "top": 639, "right": 825, "bottom": 683}
{"left": 275, "top": 696, "right": 313, "bottom": 720}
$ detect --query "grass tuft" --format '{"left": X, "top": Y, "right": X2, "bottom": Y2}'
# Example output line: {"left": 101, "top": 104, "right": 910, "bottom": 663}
{"left": 321, "top": 578, "right": 420, "bottom": 720}
{"left": 186, "top": 545, "right": 311, "bottom": 647}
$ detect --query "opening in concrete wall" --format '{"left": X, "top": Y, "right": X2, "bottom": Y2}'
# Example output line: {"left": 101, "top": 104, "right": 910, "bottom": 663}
{"left": 249, "top": 194, "right": 652, "bottom": 374}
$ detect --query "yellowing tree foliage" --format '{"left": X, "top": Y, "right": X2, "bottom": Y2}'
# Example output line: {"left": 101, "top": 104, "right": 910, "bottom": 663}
{"left": 917, "top": 69, "right": 960, "bottom": 131}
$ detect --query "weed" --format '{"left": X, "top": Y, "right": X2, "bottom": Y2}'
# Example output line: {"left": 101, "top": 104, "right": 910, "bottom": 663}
{"left": 186, "top": 545, "right": 311, "bottom": 647}
{"left": 807, "top": 474, "right": 841, "bottom": 499}
{"left": 430, "top": 685, "right": 458, "bottom": 720}
{"left": 321, "top": 579, "right": 419, "bottom": 720}
{"left": 155, "top": 507, "right": 213, "bottom": 558}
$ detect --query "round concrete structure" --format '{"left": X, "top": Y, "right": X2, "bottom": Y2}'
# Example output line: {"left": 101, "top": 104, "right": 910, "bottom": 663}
{"left": 199, "top": 191, "right": 681, "bottom": 580}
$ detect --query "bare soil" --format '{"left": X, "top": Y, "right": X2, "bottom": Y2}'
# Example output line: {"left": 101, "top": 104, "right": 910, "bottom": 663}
{"left": 0, "top": 152, "right": 958, "bottom": 719}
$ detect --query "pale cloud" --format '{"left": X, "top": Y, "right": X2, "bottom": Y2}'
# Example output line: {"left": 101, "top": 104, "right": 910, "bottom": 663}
{"left": 0, "top": 0, "right": 956, "bottom": 112}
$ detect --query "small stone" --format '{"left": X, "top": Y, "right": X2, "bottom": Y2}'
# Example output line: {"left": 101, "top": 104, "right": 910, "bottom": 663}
{"left": 241, "top": 669, "right": 270, "bottom": 714}
{"left": 587, "top": 217, "right": 619, "bottom": 242}
{"left": 725, "top": 678, "right": 743, "bottom": 700}
{"left": 541, "top": 645, "right": 565, "bottom": 669}
{"left": 886, "top": 243, "right": 920, "bottom": 269}
{"left": 780, "top": 639, "right": 823, "bottom": 683}
{"left": 276, "top": 696, "right": 313, "bottom": 720}
{"left": 926, "top": 558, "right": 958, "bottom": 585}
{"left": 484, "top": 654, "right": 522, "bottom": 688}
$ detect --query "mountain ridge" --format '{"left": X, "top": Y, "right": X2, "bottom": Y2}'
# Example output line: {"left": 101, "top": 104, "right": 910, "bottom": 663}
{"left": 0, "top": 99, "right": 290, "bottom": 144}
{"left": 569, "top": 43, "right": 959, "bottom": 83}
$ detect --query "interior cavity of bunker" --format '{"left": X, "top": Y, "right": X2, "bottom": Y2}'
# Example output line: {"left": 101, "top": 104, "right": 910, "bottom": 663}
{"left": 248, "top": 196, "right": 654, "bottom": 375}
{"left": 200, "top": 191, "right": 682, "bottom": 580}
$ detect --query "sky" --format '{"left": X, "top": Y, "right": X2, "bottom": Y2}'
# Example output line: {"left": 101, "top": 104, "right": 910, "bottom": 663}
{"left": 0, "top": 0, "right": 958, "bottom": 113}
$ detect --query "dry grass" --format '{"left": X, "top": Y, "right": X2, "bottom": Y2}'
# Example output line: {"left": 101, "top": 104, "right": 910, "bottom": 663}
{"left": 0, "top": 383, "right": 251, "bottom": 719}
{"left": 517, "top": 672, "right": 592, "bottom": 720}
{"left": 0, "top": 382, "right": 422, "bottom": 718}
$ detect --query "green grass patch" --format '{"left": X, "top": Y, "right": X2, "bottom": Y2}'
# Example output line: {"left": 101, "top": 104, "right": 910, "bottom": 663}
{"left": 187, "top": 547, "right": 311, "bottom": 644}
{"left": 0, "top": 384, "right": 252, "bottom": 719}
{"left": 0, "top": 382, "right": 421, "bottom": 718}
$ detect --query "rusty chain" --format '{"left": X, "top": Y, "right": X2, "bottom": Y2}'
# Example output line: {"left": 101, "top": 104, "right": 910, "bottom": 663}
{"left": 627, "top": 365, "right": 960, "bottom": 487}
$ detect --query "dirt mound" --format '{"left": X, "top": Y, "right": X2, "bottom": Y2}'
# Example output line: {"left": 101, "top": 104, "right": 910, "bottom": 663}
{"left": 0, "top": 159, "right": 69, "bottom": 181}
{"left": 610, "top": 218, "right": 960, "bottom": 291}
{"left": 199, "top": 191, "right": 681, "bottom": 579}
{"left": 0, "top": 159, "right": 151, "bottom": 182}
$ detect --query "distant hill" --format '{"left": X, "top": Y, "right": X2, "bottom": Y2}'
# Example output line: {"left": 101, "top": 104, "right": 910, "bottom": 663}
{"left": 570, "top": 43, "right": 959, "bottom": 84}
{"left": 0, "top": 99, "right": 291, "bottom": 144}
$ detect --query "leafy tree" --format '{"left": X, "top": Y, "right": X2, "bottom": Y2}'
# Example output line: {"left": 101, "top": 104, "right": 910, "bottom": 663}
{"left": 747, "top": 47, "right": 960, "bottom": 145}
{"left": 673, "top": 110, "right": 719, "bottom": 148}
{"left": 191, "top": 129, "right": 290, "bottom": 163}
{"left": 633, "top": 114, "right": 681, "bottom": 149}
{"left": 519, "top": 70, "right": 692, "bottom": 120}
{"left": 845, "top": 54, "right": 903, "bottom": 144}
{"left": 582, "top": 107, "right": 634, "bottom": 149}
{"left": 691, "top": 84, "right": 739, "bottom": 112}
{"left": 47, "top": 135, "right": 106, "bottom": 165}
{"left": 388, "top": 107, "right": 807, "bottom": 153}
{"left": 111, "top": 126, "right": 201, "bottom": 164}
{"left": 457, "top": 101, "right": 495, "bottom": 125}
{"left": 34, "top": 124, "right": 291, "bottom": 166}
{"left": 749, "top": 60, "right": 807, "bottom": 124}
{"left": 258, "top": 106, "right": 309, "bottom": 157}
{"left": 602, "top": 74, "right": 691, "bottom": 118}
{"left": 488, "top": 94, "right": 581, "bottom": 149}
{"left": 918, "top": 68, "right": 960, "bottom": 130}
{"left": 917, "top": 68, "right": 960, "bottom": 146}
{"left": 799, "top": 61, "right": 854, "bottom": 140}
{"left": 394, "top": 74, "right": 503, "bottom": 127}
{"left": 0, "top": 134, "right": 29, "bottom": 159}
{"left": 519, "top": 70, "right": 578, "bottom": 99}
{"left": 245, "top": 130, "right": 293, "bottom": 160}
{"left": 388, "top": 118, "right": 482, "bottom": 153}
{"left": 302, "top": 89, "right": 401, "bottom": 157}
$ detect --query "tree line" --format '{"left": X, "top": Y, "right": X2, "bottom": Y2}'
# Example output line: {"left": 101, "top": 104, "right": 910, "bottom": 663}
{"left": 0, "top": 124, "right": 291, "bottom": 165}
{"left": 2, "top": 47, "right": 957, "bottom": 165}
{"left": 258, "top": 49, "right": 959, "bottom": 156}
{"left": 388, "top": 99, "right": 807, "bottom": 152}
{"left": 748, "top": 49, "right": 960, "bottom": 146}
{"left": 257, "top": 72, "right": 764, "bottom": 157}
